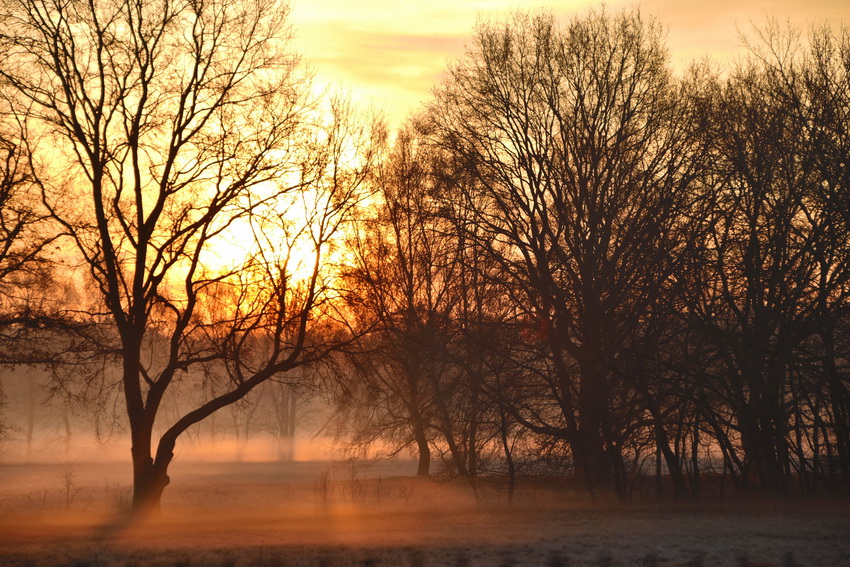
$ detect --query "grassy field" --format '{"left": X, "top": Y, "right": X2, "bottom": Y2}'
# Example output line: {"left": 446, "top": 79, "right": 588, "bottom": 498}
{"left": 0, "top": 460, "right": 848, "bottom": 566}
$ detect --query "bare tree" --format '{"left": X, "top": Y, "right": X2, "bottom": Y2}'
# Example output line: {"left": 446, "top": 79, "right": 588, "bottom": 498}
{"left": 0, "top": 103, "right": 56, "bottom": 315}
{"left": 796, "top": 24, "right": 850, "bottom": 490}
{"left": 0, "top": 0, "right": 381, "bottom": 515}
{"left": 328, "top": 127, "right": 452, "bottom": 477}
{"left": 671, "top": 22, "right": 850, "bottom": 495}
{"left": 426, "top": 9, "right": 705, "bottom": 498}
{"left": 0, "top": 87, "right": 69, "bottom": 350}
{"left": 0, "top": 84, "right": 68, "bottom": 449}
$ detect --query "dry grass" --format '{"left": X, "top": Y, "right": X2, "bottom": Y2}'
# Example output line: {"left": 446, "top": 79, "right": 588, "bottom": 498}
{"left": 0, "top": 461, "right": 848, "bottom": 566}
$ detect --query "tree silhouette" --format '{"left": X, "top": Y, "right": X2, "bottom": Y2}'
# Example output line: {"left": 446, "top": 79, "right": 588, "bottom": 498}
{"left": 0, "top": 0, "right": 381, "bottom": 515}
{"left": 426, "top": 8, "right": 705, "bottom": 498}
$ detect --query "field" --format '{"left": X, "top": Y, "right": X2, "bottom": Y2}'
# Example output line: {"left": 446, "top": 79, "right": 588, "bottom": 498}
{"left": 0, "top": 460, "right": 848, "bottom": 566}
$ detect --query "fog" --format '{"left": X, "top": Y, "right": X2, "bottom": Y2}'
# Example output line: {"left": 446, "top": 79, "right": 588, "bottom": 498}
{"left": 1, "top": 459, "right": 849, "bottom": 567}
{"left": 1, "top": 364, "right": 848, "bottom": 566}
{"left": 0, "top": 365, "right": 339, "bottom": 466}
{"left": 0, "top": 433, "right": 340, "bottom": 465}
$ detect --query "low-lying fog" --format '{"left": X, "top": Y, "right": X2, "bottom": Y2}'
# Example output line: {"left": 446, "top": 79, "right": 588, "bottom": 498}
{"left": 1, "top": 459, "right": 848, "bottom": 567}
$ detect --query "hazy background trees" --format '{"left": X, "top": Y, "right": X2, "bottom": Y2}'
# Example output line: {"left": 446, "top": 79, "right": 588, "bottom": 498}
{"left": 0, "top": 62, "right": 75, "bottom": 459}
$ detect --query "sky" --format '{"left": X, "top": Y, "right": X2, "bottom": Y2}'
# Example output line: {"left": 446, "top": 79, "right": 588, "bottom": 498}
{"left": 290, "top": 0, "right": 848, "bottom": 127}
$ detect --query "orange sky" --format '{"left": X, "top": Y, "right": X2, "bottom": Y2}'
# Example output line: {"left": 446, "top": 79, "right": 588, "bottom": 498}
{"left": 291, "top": 0, "right": 847, "bottom": 127}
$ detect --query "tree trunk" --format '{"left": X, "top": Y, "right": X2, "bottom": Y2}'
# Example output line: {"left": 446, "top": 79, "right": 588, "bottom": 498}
{"left": 287, "top": 387, "right": 297, "bottom": 460}
{"left": 690, "top": 412, "right": 701, "bottom": 497}
{"left": 821, "top": 321, "right": 850, "bottom": 485}
{"left": 411, "top": 413, "right": 431, "bottom": 477}
{"left": 437, "top": 410, "right": 469, "bottom": 478}
{"left": 499, "top": 410, "right": 516, "bottom": 506}
{"left": 653, "top": 413, "right": 688, "bottom": 499}
{"left": 576, "top": 354, "right": 614, "bottom": 499}
{"left": 464, "top": 367, "right": 483, "bottom": 478}
{"left": 127, "top": 379, "right": 170, "bottom": 517}
{"left": 62, "top": 407, "right": 72, "bottom": 462}
{"left": 130, "top": 450, "right": 171, "bottom": 517}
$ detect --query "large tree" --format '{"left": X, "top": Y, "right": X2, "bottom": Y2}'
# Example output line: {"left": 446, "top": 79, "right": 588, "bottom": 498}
{"left": 426, "top": 9, "right": 706, "bottom": 497}
{"left": 672, "top": 23, "right": 850, "bottom": 495}
{"left": 329, "top": 128, "right": 455, "bottom": 477}
{"left": 0, "top": 0, "right": 380, "bottom": 515}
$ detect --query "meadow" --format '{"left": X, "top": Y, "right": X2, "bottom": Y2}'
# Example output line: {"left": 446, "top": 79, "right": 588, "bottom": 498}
{"left": 0, "top": 460, "right": 848, "bottom": 566}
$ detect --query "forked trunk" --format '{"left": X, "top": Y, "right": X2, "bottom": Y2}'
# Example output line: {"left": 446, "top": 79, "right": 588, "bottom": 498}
{"left": 130, "top": 447, "right": 172, "bottom": 518}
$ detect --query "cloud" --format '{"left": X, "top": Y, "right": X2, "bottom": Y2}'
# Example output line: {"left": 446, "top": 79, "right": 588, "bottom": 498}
{"left": 296, "top": 25, "right": 469, "bottom": 120}
{"left": 292, "top": 0, "right": 849, "bottom": 125}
